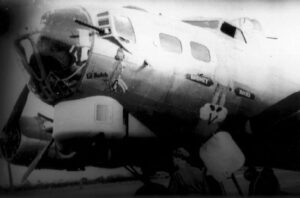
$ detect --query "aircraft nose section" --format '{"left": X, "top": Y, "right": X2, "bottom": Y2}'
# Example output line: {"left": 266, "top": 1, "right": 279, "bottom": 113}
{"left": 14, "top": 7, "right": 95, "bottom": 104}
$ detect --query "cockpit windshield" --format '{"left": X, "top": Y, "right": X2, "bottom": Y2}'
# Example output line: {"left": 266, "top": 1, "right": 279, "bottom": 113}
{"left": 15, "top": 7, "right": 94, "bottom": 104}
{"left": 113, "top": 16, "right": 136, "bottom": 43}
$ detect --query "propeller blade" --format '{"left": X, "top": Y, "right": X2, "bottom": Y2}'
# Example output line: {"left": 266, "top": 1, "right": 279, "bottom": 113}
{"left": 4, "top": 85, "right": 29, "bottom": 128}
{"left": 7, "top": 161, "right": 14, "bottom": 189}
{"left": 0, "top": 144, "right": 14, "bottom": 188}
{"left": 21, "top": 139, "right": 54, "bottom": 183}
{"left": 0, "top": 85, "right": 29, "bottom": 159}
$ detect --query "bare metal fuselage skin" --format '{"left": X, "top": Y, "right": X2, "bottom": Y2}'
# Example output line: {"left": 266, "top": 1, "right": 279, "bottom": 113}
{"left": 37, "top": 8, "right": 296, "bottom": 129}
{"left": 33, "top": 10, "right": 261, "bottom": 110}
{"left": 13, "top": 6, "right": 300, "bottom": 170}
{"left": 20, "top": 7, "right": 298, "bottom": 134}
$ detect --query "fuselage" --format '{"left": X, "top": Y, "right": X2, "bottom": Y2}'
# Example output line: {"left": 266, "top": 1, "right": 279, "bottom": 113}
{"left": 16, "top": 6, "right": 300, "bottom": 137}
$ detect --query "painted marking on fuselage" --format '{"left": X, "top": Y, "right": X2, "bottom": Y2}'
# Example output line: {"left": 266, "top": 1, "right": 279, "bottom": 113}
{"left": 186, "top": 73, "right": 214, "bottom": 87}
{"left": 200, "top": 103, "right": 228, "bottom": 124}
{"left": 86, "top": 72, "right": 109, "bottom": 79}
{"left": 234, "top": 88, "right": 255, "bottom": 100}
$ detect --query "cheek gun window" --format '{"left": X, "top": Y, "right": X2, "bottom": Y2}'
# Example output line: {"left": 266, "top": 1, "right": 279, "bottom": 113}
{"left": 159, "top": 33, "right": 182, "bottom": 54}
{"left": 114, "top": 16, "right": 136, "bottom": 43}
{"left": 190, "top": 41, "right": 211, "bottom": 62}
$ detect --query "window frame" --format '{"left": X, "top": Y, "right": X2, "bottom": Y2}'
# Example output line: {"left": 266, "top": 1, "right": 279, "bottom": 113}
{"left": 220, "top": 22, "right": 247, "bottom": 43}
{"left": 113, "top": 15, "right": 136, "bottom": 43}
{"left": 159, "top": 33, "right": 183, "bottom": 54}
{"left": 190, "top": 41, "right": 211, "bottom": 63}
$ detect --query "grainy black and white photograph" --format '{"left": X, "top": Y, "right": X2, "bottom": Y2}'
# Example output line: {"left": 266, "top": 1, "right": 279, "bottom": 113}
{"left": 0, "top": 0, "right": 300, "bottom": 197}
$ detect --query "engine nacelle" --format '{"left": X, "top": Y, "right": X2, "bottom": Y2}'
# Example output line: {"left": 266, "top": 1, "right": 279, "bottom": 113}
{"left": 53, "top": 96, "right": 125, "bottom": 141}
{"left": 2, "top": 96, "right": 155, "bottom": 169}
{"left": 53, "top": 96, "right": 155, "bottom": 149}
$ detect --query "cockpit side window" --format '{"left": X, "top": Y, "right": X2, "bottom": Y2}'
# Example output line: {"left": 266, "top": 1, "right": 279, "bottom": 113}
{"left": 220, "top": 22, "right": 246, "bottom": 43}
{"left": 113, "top": 16, "right": 136, "bottom": 43}
{"left": 159, "top": 33, "right": 182, "bottom": 54}
{"left": 190, "top": 41, "right": 211, "bottom": 62}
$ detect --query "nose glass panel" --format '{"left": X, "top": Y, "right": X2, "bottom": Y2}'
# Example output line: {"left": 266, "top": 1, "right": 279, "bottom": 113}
{"left": 15, "top": 7, "right": 94, "bottom": 104}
